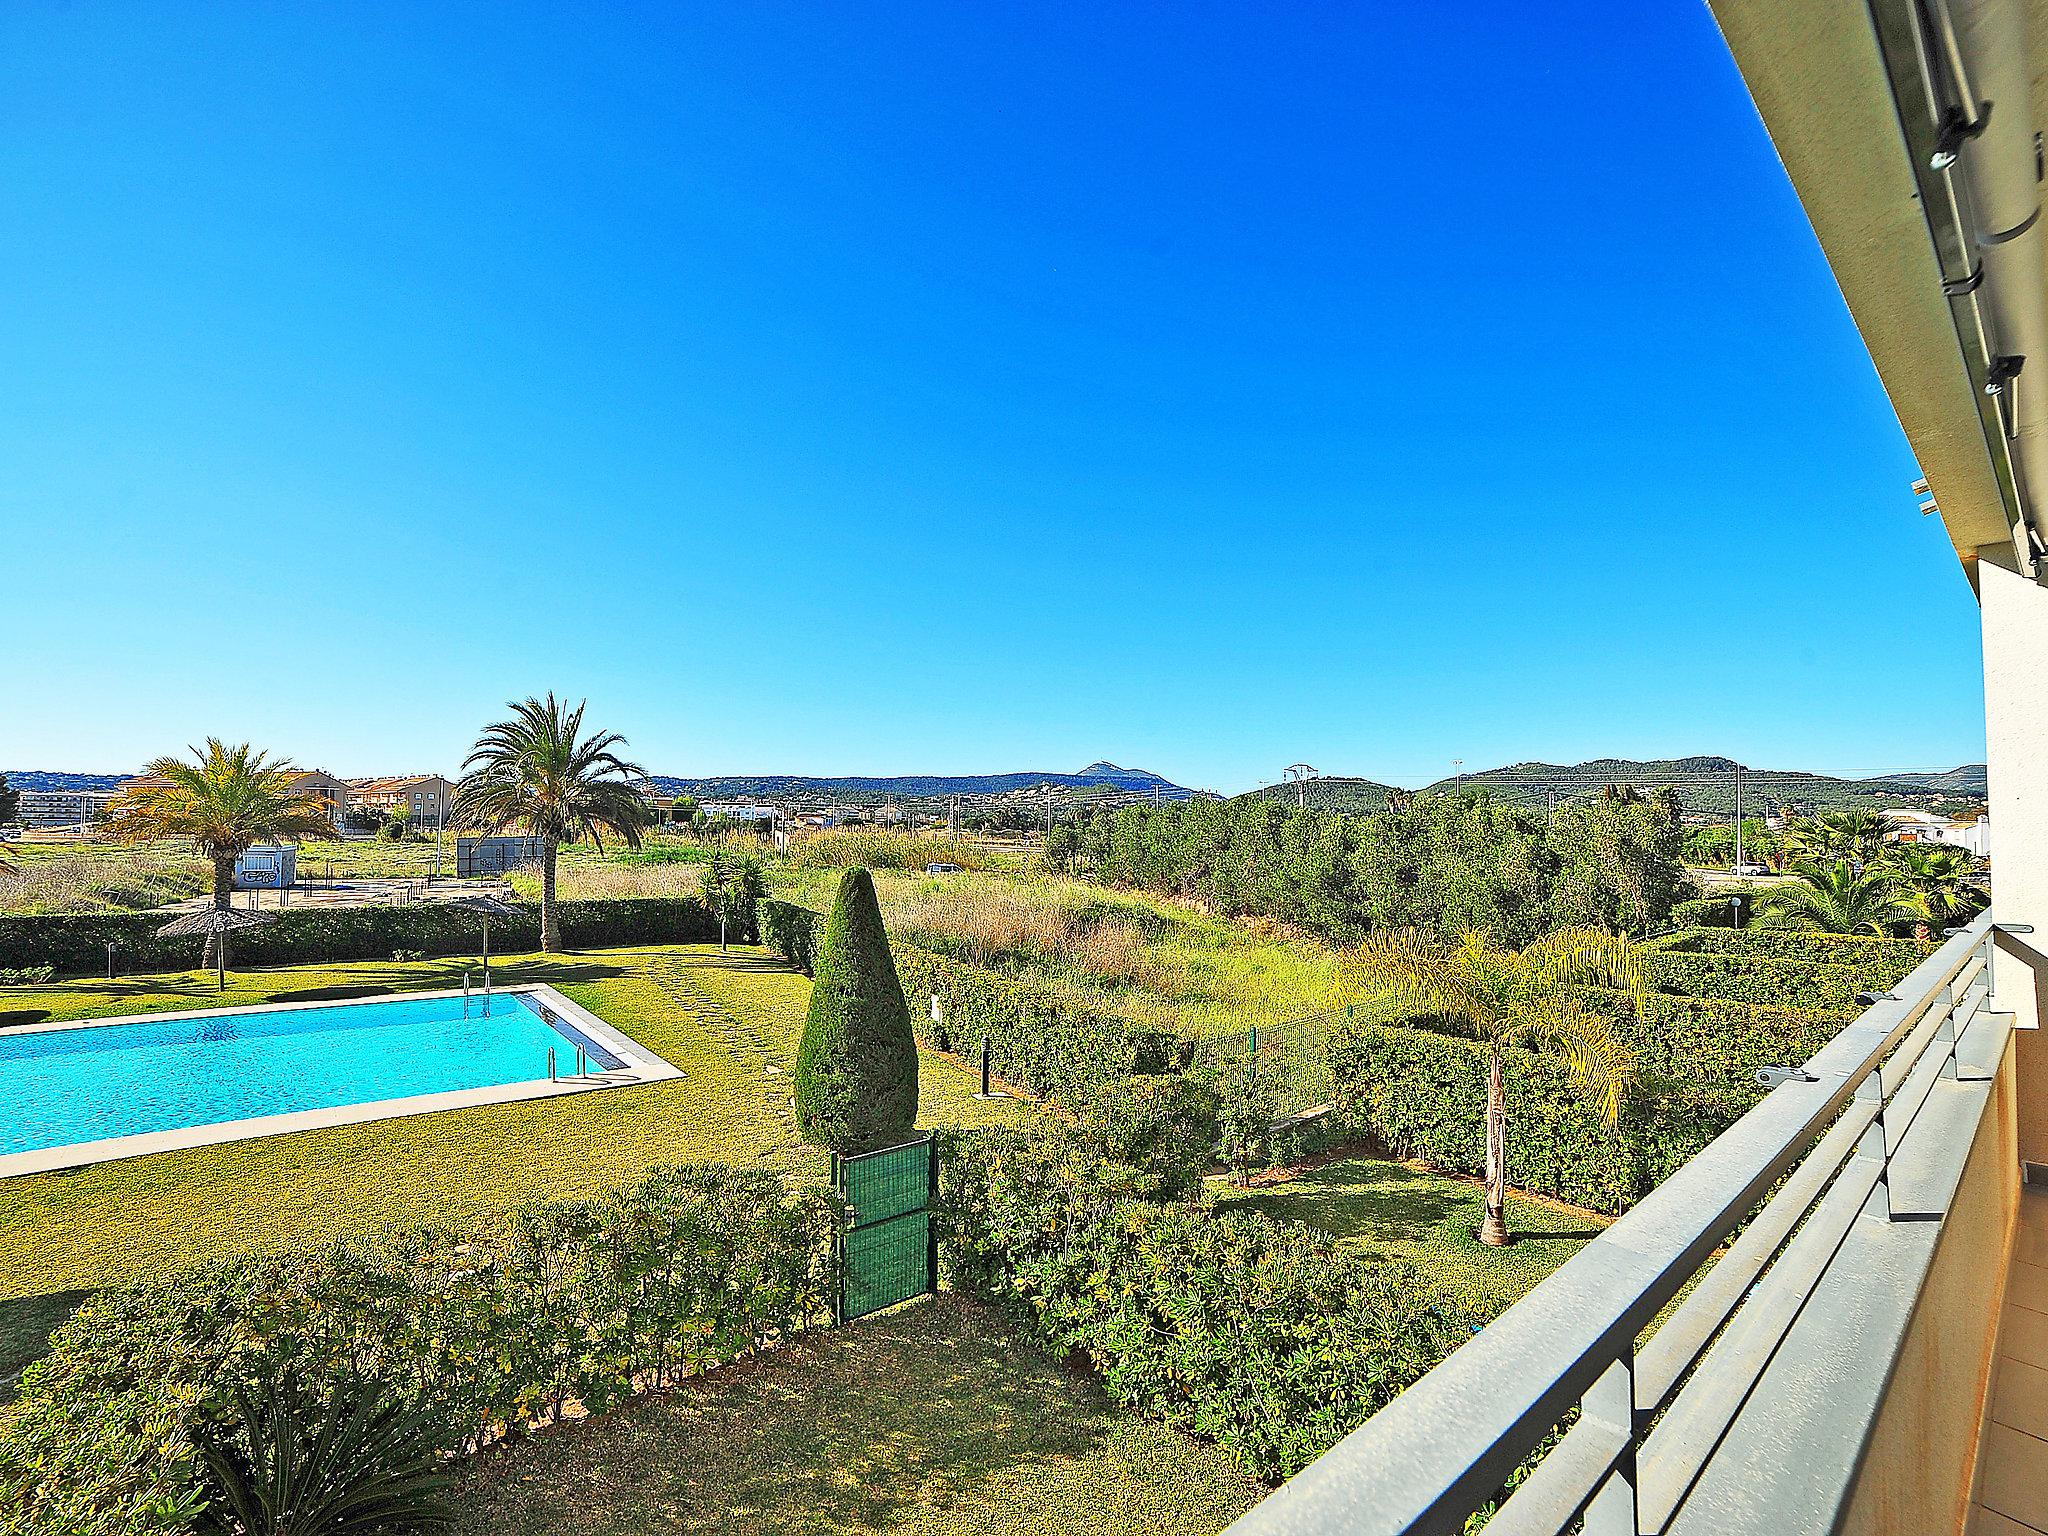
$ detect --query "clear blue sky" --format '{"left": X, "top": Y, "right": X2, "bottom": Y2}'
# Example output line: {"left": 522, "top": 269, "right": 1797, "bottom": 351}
{"left": 1, "top": 3, "right": 1985, "bottom": 793}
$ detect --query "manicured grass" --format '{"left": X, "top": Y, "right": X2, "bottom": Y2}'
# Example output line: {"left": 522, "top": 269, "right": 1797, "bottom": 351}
{"left": 1220, "top": 1152, "right": 1608, "bottom": 1317}
{"left": 451, "top": 1293, "right": 1262, "bottom": 1536}
{"left": 0, "top": 943, "right": 1033, "bottom": 1302}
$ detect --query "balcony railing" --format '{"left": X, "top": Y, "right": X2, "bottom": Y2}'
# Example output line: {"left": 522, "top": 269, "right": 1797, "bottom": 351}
{"left": 1225, "top": 911, "right": 2008, "bottom": 1536}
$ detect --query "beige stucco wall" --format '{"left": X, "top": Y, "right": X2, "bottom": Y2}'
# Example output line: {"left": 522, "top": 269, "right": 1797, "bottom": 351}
{"left": 1843, "top": 1039, "right": 2018, "bottom": 1536}
{"left": 1982, "top": 549, "right": 2048, "bottom": 1163}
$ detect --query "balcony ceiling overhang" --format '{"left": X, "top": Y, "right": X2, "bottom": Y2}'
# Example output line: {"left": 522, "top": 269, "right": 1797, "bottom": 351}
{"left": 1710, "top": 0, "right": 2048, "bottom": 586}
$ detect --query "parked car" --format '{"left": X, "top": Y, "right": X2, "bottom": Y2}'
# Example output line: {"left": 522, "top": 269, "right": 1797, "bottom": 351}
{"left": 924, "top": 862, "right": 963, "bottom": 875}
{"left": 1732, "top": 861, "right": 1771, "bottom": 877}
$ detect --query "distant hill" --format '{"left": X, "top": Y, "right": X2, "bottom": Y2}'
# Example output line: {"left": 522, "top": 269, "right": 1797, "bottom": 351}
{"left": 1237, "top": 777, "right": 1407, "bottom": 813}
{"left": 645, "top": 762, "right": 1208, "bottom": 804}
{"left": 1413, "top": 756, "right": 1988, "bottom": 818}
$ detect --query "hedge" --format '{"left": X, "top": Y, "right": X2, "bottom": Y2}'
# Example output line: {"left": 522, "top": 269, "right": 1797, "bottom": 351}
{"left": 1578, "top": 986, "right": 1841, "bottom": 1086}
{"left": 1331, "top": 1025, "right": 1741, "bottom": 1213}
{"left": 758, "top": 899, "right": 1186, "bottom": 1103}
{"left": 1656, "top": 925, "right": 1925, "bottom": 984}
{"left": 937, "top": 1120, "right": 1475, "bottom": 1480}
{"left": 0, "top": 897, "right": 717, "bottom": 978}
{"left": 0, "top": 1164, "right": 840, "bottom": 1536}
{"left": 1644, "top": 949, "right": 1871, "bottom": 1015}
{"left": 757, "top": 897, "right": 822, "bottom": 976}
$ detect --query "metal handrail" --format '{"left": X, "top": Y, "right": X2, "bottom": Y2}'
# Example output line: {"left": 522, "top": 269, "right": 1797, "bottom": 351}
{"left": 1224, "top": 912, "right": 2001, "bottom": 1536}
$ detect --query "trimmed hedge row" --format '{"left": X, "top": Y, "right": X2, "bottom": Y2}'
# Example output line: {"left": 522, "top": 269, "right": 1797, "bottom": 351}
{"left": 1644, "top": 949, "right": 1872, "bottom": 1015}
{"left": 1579, "top": 986, "right": 1841, "bottom": 1086}
{"left": 1658, "top": 924, "right": 1925, "bottom": 981}
{"left": 0, "top": 1164, "right": 840, "bottom": 1536}
{"left": 757, "top": 898, "right": 1185, "bottom": 1102}
{"left": 937, "top": 1119, "right": 1476, "bottom": 1480}
{"left": 0, "top": 897, "right": 717, "bottom": 977}
{"left": 897, "top": 945, "right": 1186, "bottom": 1099}
{"left": 1331, "top": 1025, "right": 1742, "bottom": 1212}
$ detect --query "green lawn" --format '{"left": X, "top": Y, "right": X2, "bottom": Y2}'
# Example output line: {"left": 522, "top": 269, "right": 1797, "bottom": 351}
{"left": 451, "top": 1294, "right": 1262, "bottom": 1536}
{"left": 1220, "top": 1152, "right": 1608, "bottom": 1317}
{"left": 0, "top": 943, "right": 1033, "bottom": 1303}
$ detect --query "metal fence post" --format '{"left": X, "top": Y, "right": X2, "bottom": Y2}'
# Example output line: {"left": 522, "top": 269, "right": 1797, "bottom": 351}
{"left": 926, "top": 1135, "right": 940, "bottom": 1297}
{"left": 1856, "top": 1064, "right": 1892, "bottom": 1220}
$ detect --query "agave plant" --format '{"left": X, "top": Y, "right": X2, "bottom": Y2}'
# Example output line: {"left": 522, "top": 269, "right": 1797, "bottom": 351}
{"left": 450, "top": 694, "right": 652, "bottom": 951}
{"left": 1340, "top": 928, "right": 1644, "bottom": 1246}
{"left": 191, "top": 1368, "right": 453, "bottom": 1536}
{"left": 1758, "top": 859, "right": 1913, "bottom": 935}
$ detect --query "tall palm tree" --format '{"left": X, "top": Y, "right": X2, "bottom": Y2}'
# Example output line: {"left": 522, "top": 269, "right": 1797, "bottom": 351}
{"left": 450, "top": 695, "right": 651, "bottom": 952}
{"left": 105, "top": 742, "right": 338, "bottom": 961}
{"left": 1340, "top": 928, "right": 1645, "bottom": 1246}
{"left": 1758, "top": 859, "right": 1912, "bottom": 935}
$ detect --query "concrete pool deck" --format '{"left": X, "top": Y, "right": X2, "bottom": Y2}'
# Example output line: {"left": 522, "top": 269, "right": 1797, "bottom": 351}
{"left": 0, "top": 983, "right": 682, "bottom": 1180}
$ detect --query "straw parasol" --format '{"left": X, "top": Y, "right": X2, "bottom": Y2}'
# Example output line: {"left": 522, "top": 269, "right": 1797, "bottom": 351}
{"left": 157, "top": 905, "right": 277, "bottom": 992}
{"left": 442, "top": 893, "right": 519, "bottom": 987}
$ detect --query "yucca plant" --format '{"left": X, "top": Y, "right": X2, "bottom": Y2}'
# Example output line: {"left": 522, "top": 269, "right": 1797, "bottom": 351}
{"left": 105, "top": 741, "right": 337, "bottom": 961}
{"left": 1758, "top": 859, "right": 1913, "bottom": 935}
{"left": 450, "top": 694, "right": 652, "bottom": 951}
{"left": 1340, "top": 928, "right": 1644, "bottom": 1245}
{"left": 190, "top": 1368, "right": 453, "bottom": 1536}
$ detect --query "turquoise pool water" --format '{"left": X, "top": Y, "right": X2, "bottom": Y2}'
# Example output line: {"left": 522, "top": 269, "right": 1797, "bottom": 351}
{"left": 0, "top": 992, "right": 624, "bottom": 1157}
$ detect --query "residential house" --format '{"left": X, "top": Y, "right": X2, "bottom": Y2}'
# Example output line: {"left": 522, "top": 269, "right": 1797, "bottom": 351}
{"left": 349, "top": 774, "right": 456, "bottom": 829}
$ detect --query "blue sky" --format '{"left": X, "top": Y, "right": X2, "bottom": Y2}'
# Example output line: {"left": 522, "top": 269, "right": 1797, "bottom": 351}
{"left": 1, "top": 3, "right": 1984, "bottom": 793}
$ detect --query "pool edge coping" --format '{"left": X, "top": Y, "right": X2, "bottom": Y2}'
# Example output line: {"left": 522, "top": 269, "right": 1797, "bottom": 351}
{"left": 0, "top": 983, "right": 683, "bottom": 1181}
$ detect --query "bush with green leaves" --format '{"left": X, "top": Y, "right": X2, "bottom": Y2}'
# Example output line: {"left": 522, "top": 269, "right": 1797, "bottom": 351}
{"left": 1644, "top": 949, "right": 1869, "bottom": 1015}
{"left": 936, "top": 1114, "right": 1477, "bottom": 1481}
{"left": 1656, "top": 924, "right": 1925, "bottom": 979}
{"left": 0, "top": 964, "right": 56, "bottom": 985}
{"left": 1209, "top": 1049, "right": 1278, "bottom": 1187}
{"left": 793, "top": 868, "right": 920, "bottom": 1153}
{"left": 701, "top": 853, "right": 766, "bottom": 943}
{"left": 0, "top": 1164, "right": 839, "bottom": 1536}
{"left": 757, "top": 897, "right": 823, "bottom": 975}
{"left": 1331, "top": 1024, "right": 1739, "bottom": 1212}
{"left": 1068, "top": 1074, "right": 1220, "bottom": 1199}
{"left": 0, "top": 896, "right": 716, "bottom": 978}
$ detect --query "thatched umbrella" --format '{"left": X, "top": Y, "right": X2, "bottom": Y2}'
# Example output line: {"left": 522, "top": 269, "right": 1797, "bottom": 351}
{"left": 443, "top": 894, "right": 518, "bottom": 991}
{"left": 157, "top": 905, "right": 277, "bottom": 992}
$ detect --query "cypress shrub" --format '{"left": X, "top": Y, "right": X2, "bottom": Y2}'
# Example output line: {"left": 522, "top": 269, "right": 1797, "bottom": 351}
{"left": 792, "top": 868, "right": 920, "bottom": 1153}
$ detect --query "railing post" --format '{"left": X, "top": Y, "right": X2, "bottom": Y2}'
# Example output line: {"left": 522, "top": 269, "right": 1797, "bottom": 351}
{"left": 1582, "top": 1351, "right": 1642, "bottom": 1535}
{"left": 1936, "top": 982, "right": 1960, "bottom": 1078}
{"left": 1856, "top": 1065, "right": 1892, "bottom": 1220}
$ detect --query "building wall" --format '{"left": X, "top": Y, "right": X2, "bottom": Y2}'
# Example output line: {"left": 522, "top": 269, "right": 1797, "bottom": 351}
{"left": 1842, "top": 1035, "right": 2018, "bottom": 1536}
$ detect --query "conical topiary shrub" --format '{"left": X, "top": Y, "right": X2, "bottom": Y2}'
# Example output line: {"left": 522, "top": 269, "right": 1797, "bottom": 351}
{"left": 793, "top": 867, "right": 920, "bottom": 1153}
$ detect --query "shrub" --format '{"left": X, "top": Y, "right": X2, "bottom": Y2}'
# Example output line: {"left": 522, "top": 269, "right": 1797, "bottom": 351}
{"left": 1658, "top": 924, "right": 1925, "bottom": 980}
{"left": 1644, "top": 949, "right": 1870, "bottom": 1014}
{"left": 1069, "top": 1074, "right": 1220, "bottom": 1199}
{"left": 1671, "top": 894, "right": 1747, "bottom": 929}
{"left": 0, "top": 965, "right": 56, "bottom": 985}
{"left": 793, "top": 868, "right": 920, "bottom": 1153}
{"left": 757, "top": 897, "right": 823, "bottom": 975}
{"left": 1331, "top": 1025, "right": 1737, "bottom": 1212}
{"left": 936, "top": 1118, "right": 1476, "bottom": 1480}
{"left": 1578, "top": 985, "right": 1840, "bottom": 1085}
{"left": 0, "top": 1165, "right": 839, "bottom": 1536}
{"left": 0, "top": 897, "right": 717, "bottom": 978}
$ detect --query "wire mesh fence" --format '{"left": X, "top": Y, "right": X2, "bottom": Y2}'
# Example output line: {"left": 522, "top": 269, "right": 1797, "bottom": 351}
{"left": 1194, "top": 1006, "right": 1358, "bottom": 1119}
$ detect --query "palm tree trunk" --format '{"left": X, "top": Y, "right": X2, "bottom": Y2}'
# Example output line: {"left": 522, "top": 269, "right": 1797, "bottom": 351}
{"left": 203, "top": 855, "right": 233, "bottom": 969}
{"left": 1481, "top": 1042, "right": 1510, "bottom": 1247}
{"left": 541, "top": 837, "right": 560, "bottom": 952}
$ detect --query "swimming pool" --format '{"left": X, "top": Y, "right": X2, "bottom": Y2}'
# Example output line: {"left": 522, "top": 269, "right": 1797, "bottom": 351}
{"left": 0, "top": 986, "right": 679, "bottom": 1176}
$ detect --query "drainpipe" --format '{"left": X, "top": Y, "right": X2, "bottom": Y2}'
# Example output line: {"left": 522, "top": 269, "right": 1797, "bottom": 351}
{"left": 1937, "top": 0, "right": 2048, "bottom": 570}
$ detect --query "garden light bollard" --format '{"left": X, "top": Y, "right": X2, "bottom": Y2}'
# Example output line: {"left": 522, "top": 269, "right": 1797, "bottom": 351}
{"left": 105, "top": 940, "right": 117, "bottom": 981}
{"left": 981, "top": 1034, "right": 992, "bottom": 1097}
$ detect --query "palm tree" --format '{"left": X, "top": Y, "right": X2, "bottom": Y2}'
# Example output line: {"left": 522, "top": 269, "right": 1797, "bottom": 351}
{"left": 1788, "top": 810, "right": 1900, "bottom": 866}
{"left": 1340, "top": 928, "right": 1645, "bottom": 1246}
{"left": 450, "top": 695, "right": 651, "bottom": 952}
{"left": 105, "top": 742, "right": 338, "bottom": 962}
{"left": 1758, "top": 859, "right": 1912, "bottom": 935}
{"left": 1887, "top": 844, "right": 1985, "bottom": 938}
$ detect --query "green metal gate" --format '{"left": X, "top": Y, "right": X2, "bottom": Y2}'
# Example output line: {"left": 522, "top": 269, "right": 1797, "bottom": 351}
{"left": 833, "top": 1135, "right": 937, "bottom": 1323}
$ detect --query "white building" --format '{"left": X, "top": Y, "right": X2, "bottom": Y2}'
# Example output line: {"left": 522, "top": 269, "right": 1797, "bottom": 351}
{"left": 11, "top": 788, "right": 118, "bottom": 830}
{"left": 701, "top": 803, "right": 777, "bottom": 822}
